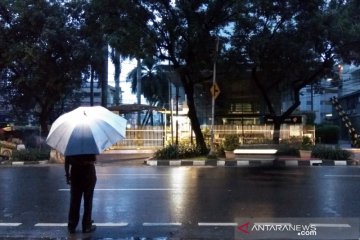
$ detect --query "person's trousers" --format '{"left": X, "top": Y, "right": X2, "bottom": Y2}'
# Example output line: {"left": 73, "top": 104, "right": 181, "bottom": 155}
{"left": 68, "top": 166, "right": 96, "bottom": 230}
{"left": 68, "top": 183, "right": 95, "bottom": 229}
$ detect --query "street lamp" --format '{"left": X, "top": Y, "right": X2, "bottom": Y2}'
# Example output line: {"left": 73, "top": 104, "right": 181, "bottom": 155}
{"left": 209, "top": 37, "right": 219, "bottom": 155}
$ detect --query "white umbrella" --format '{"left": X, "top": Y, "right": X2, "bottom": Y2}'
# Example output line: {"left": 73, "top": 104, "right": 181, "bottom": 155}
{"left": 46, "top": 106, "right": 127, "bottom": 156}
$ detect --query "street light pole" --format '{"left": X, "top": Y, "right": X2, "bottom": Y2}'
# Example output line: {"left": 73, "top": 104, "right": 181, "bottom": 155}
{"left": 210, "top": 37, "right": 219, "bottom": 155}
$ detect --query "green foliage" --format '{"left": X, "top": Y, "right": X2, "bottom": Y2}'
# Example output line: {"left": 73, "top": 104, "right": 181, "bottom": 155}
{"left": 0, "top": 0, "right": 90, "bottom": 133}
{"left": 312, "top": 145, "right": 352, "bottom": 160}
{"left": 127, "top": 57, "right": 169, "bottom": 108}
{"left": 276, "top": 144, "right": 299, "bottom": 157}
{"left": 12, "top": 148, "right": 50, "bottom": 162}
{"left": 223, "top": 134, "right": 239, "bottom": 151}
{"left": 301, "top": 136, "right": 314, "bottom": 150}
{"left": 154, "top": 144, "right": 205, "bottom": 160}
{"left": 316, "top": 125, "right": 340, "bottom": 144}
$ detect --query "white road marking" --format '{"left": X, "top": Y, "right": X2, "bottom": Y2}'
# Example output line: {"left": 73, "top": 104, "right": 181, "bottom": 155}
{"left": 143, "top": 222, "right": 182, "bottom": 226}
{"left": 198, "top": 222, "right": 237, "bottom": 227}
{"left": 254, "top": 222, "right": 292, "bottom": 226}
{"left": 324, "top": 175, "right": 360, "bottom": 177}
{"left": 97, "top": 174, "right": 171, "bottom": 176}
{"left": 35, "top": 222, "right": 128, "bottom": 227}
{"left": 310, "top": 223, "right": 351, "bottom": 228}
{"left": 93, "top": 222, "right": 128, "bottom": 227}
{"left": 35, "top": 223, "right": 67, "bottom": 227}
{"left": 58, "top": 188, "right": 179, "bottom": 191}
{"left": 0, "top": 223, "right": 22, "bottom": 227}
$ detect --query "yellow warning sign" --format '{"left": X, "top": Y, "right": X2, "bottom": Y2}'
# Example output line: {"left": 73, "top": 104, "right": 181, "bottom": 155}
{"left": 210, "top": 82, "right": 220, "bottom": 99}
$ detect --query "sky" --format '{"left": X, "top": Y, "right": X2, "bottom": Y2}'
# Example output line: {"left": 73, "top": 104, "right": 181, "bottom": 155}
{"left": 107, "top": 58, "right": 139, "bottom": 104}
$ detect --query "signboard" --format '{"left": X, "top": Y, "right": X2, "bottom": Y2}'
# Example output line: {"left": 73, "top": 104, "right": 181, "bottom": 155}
{"left": 210, "top": 82, "right": 220, "bottom": 99}
{"left": 264, "top": 116, "right": 302, "bottom": 124}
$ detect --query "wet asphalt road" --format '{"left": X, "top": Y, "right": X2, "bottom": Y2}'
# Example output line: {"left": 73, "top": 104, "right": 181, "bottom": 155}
{"left": 1, "top": 164, "right": 360, "bottom": 239}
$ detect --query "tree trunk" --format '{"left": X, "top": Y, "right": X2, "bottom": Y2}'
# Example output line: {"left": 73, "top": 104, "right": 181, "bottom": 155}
{"left": 100, "top": 44, "right": 108, "bottom": 107}
{"left": 39, "top": 106, "right": 52, "bottom": 136}
{"left": 111, "top": 48, "right": 121, "bottom": 106}
{"left": 272, "top": 117, "right": 281, "bottom": 144}
{"left": 39, "top": 114, "right": 48, "bottom": 137}
{"left": 136, "top": 58, "right": 142, "bottom": 126}
{"left": 90, "top": 67, "right": 95, "bottom": 106}
{"left": 177, "top": 69, "right": 207, "bottom": 153}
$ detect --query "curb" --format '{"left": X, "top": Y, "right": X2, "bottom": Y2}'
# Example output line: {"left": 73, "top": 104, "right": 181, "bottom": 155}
{"left": 145, "top": 159, "right": 357, "bottom": 167}
{"left": 10, "top": 160, "right": 49, "bottom": 166}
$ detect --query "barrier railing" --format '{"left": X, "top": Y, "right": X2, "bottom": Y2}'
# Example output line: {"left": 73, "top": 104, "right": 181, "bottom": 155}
{"left": 113, "top": 124, "right": 312, "bottom": 148}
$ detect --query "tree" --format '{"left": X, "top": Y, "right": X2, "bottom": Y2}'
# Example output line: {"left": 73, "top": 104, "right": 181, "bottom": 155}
{"left": 126, "top": 57, "right": 170, "bottom": 125}
{"left": 139, "top": 0, "right": 239, "bottom": 153}
{"left": 0, "top": 0, "right": 90, "bottom": 134}
{"left": 87, "top": 0, "right": 154, "bottom": 109}
{"left": 127, "top": 57, "right": 169, "bottom": 108}
{"left": 330, "top": 0, "right": 360, "bottom": 64}
{"left": 110, "top": 48, "right": 122, "bottom": 106}
{"left": 230, "top": 0, "right": 347, "bottom": 143}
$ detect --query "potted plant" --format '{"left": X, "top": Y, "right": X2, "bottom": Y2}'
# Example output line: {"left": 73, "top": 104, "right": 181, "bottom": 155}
{"left": 223, "top": 134, "right": 239, "bottom": 159}
{"left": 299, "top": 136, "right": 314, "bottom": 158}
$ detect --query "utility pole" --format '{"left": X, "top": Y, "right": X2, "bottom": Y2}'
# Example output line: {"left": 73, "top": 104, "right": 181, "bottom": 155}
{"left": 136, "top": 58, "right": 142, "bottom": 126}
{"left": 210, "top": 37, "right": 220, "bottom": 155}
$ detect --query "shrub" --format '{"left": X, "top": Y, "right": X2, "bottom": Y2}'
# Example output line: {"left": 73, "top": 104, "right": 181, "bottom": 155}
{"left": 276, "top": 144, "right": 299, "bottom": 156}
{"left": 223, "top": 134, "right": 239, "bottom": 151}
{"left": 312, "top": 145, "right": 352, "bottom": 160}
{"left": 301, "top": 136, "right": 314, "bottom": 150}
{"left": 154, "top": 143, "right": 205, "bottom": 160}
{"left": 12, "top": 148, "right": 50, "bottom": 162}
{"left": 316, "top": 125, "right": 340, "bottom": 144}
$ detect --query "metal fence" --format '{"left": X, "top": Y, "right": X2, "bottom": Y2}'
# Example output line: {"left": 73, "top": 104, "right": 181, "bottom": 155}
{"left": 114, "top": 124, "right": 313, "bottom": 148}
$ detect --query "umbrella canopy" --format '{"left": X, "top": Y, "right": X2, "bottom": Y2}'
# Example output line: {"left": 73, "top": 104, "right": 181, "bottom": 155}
{"left": 46, "top": 106, "right": 127, "bottom": 156}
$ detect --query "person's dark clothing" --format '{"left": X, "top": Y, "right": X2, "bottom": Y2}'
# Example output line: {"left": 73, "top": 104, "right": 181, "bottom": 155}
{"left": 65, "top": 154, "right": 97, "bottom": 232}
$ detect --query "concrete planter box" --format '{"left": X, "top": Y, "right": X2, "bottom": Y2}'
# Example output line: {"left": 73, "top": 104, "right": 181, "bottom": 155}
{"left": 299, "top": 150, "right": 312, "bottom": 159}
{"left": 224, "top": 151, "right": 235, "bottom": 159}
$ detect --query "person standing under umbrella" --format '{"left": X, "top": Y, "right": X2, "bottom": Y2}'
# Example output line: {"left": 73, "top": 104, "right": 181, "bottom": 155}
{"left": 46, "top": 106, "right": 127, "bottom": 234}
{"left": 65, "top": 154, "right": 97, "bottom": 234}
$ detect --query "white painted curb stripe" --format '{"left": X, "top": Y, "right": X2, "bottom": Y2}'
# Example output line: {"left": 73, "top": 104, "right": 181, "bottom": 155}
{"left": 143, "top": 222, "right": 182, "bottom": 226}
{"left": 198, "top": 222, "right": 237, "bottom": 226}
{"left": 11, "top": 162, "right": 24, "bottom": 165}
{"left": 285, "top": 160, "right": 299, "bottom": 166}
{"left": 146, "top": 160, "right": 158, "bottom": 166}
{"left": 310, "top": 160, "right": 322, "bottom": 165}
{"left": 334, "top": 161, "right": 347, "bottom": 166}
{"left": 237, "top": 160, "right": 249, "bottom": 166}
{"left": 0, "top": 223, "right": 22, "bottom": 227}
{"left": 217, "top": 161, "right": 225, "bottom": 166}
{"left": 193, "top": 161, "right": 205, "bottom": 166}
{"left": 169, "top": 160, "right": 181, "bottom": 166}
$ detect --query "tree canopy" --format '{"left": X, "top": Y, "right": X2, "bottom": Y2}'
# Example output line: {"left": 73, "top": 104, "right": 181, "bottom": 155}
{"left": 1, "top": 0, "right": 360, "bottom": 147}
{"left": 0, "top": 0, "right": 90, "bottom": 134}
{"left": 227, "top": 0, "right": 358, "bottom": 143}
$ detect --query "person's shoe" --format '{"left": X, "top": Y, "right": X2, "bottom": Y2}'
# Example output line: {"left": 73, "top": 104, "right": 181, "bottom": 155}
{"left": 68, "top": 227, "right": 76, "bottom": 234}
{"left": 82, "top": 221, "right": 96, "bottom": 233}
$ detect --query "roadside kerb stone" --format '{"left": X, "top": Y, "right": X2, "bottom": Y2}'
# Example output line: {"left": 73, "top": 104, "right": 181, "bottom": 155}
{"left": 10, "top": 160, "right": 49, "bottom": 165}
{"left": 145, "top": 159, "right": 355, "bottom": 167}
